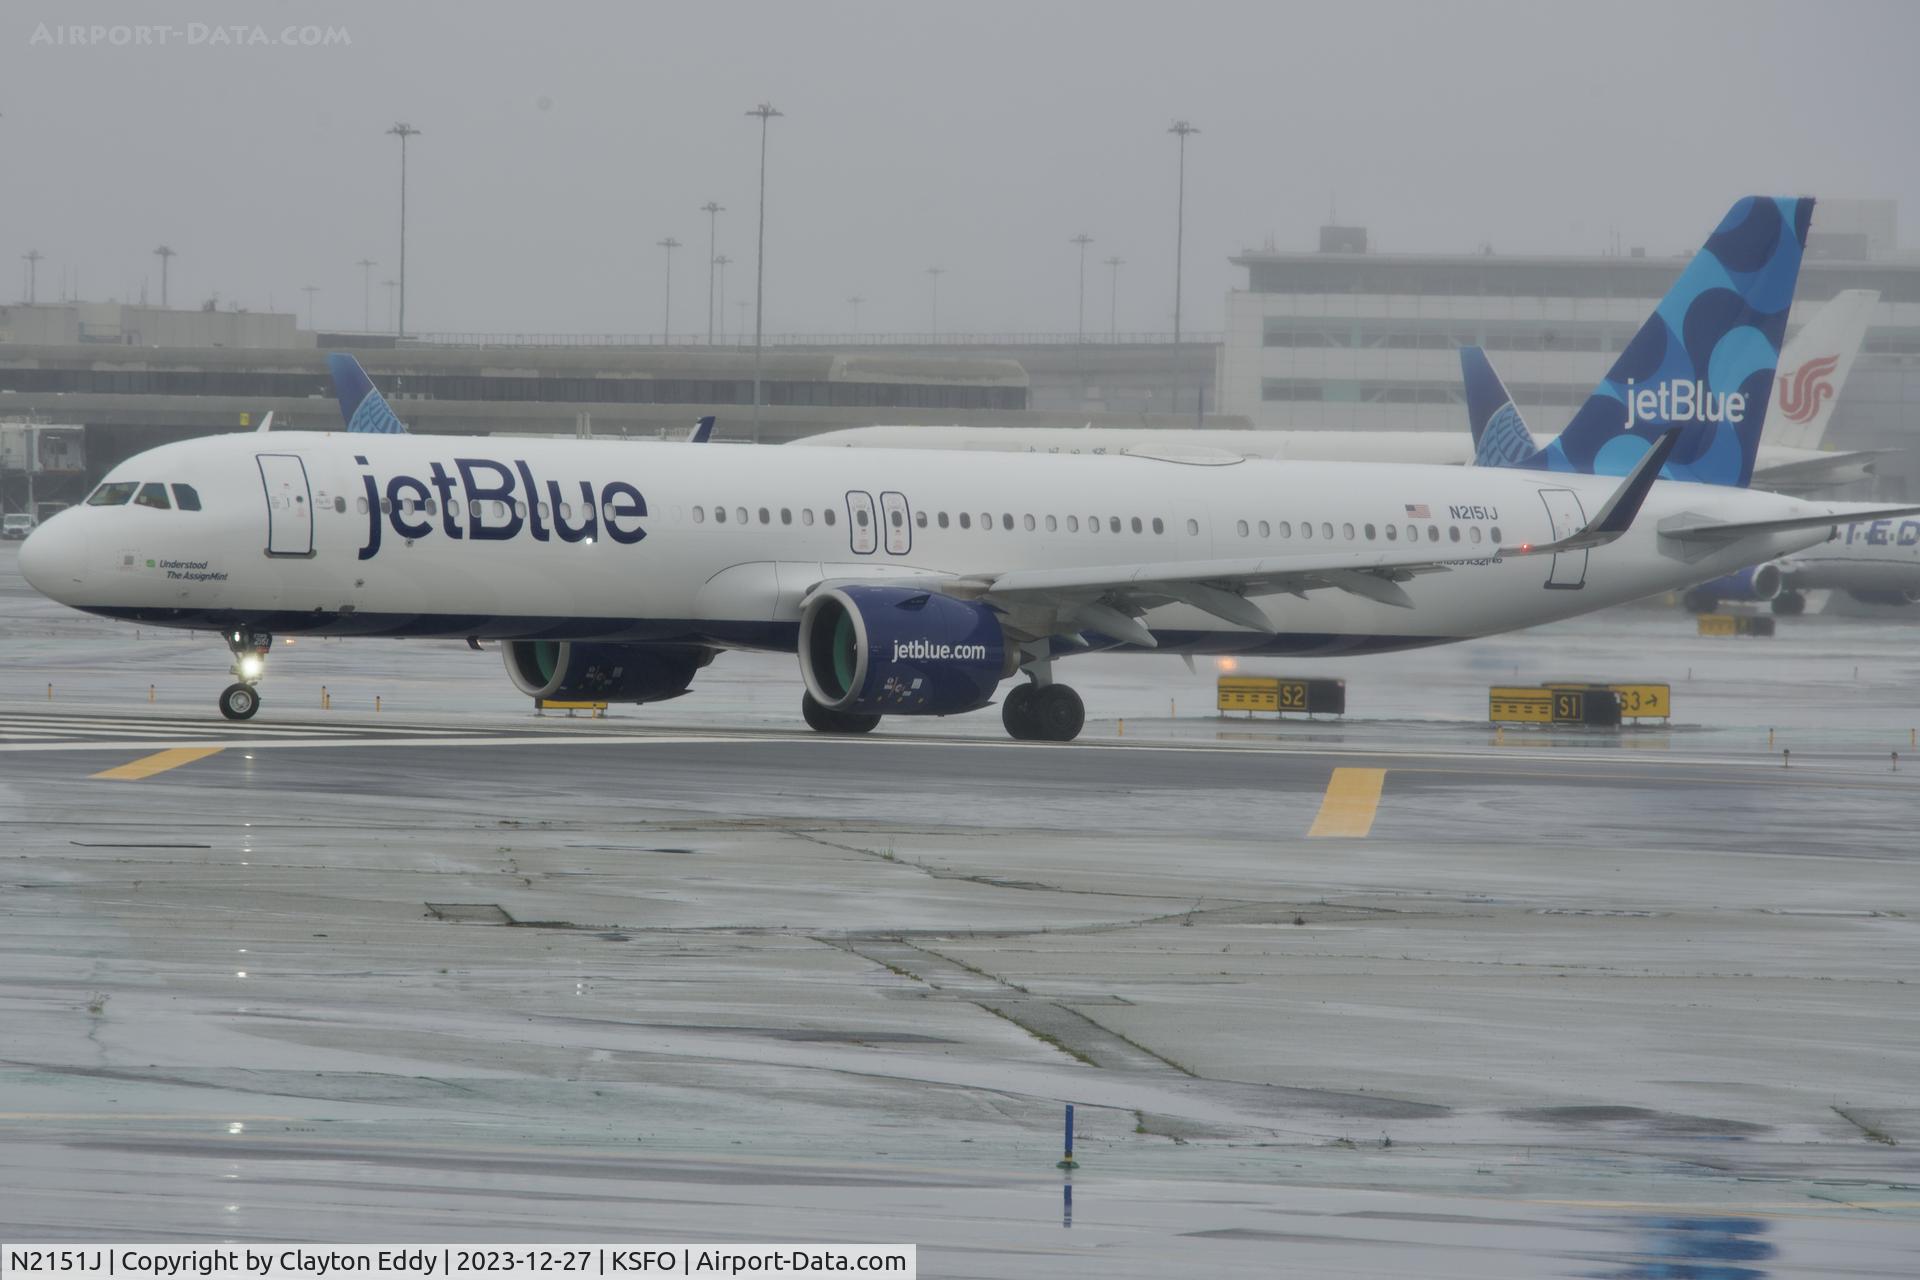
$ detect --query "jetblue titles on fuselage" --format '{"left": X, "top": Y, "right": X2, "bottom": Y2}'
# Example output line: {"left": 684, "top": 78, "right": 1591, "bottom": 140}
{"left": 355, "top": 454, "right": 647, "bottom": 560}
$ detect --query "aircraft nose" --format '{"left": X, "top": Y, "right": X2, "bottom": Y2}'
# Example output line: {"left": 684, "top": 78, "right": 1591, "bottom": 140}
{"left": 17, "top": 517, "right": 87, "bottom": 600}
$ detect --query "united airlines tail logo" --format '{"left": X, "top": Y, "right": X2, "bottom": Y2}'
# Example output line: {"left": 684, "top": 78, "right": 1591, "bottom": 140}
{"left": 1776, "top": 354, "right": 1840, "bottom": 425}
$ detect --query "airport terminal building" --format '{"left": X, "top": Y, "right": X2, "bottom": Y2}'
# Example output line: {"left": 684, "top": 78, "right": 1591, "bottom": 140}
{"left": 1216, "top": 200, "right": 1920, "bottom": 490}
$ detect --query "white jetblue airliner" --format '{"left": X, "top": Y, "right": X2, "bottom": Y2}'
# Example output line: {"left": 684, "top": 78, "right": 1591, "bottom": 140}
{"left": 16, "top": 198, "right": 1917, "bottom": 740}
{"left": 797, "top": 288, "right": 1880, "bottom": 494}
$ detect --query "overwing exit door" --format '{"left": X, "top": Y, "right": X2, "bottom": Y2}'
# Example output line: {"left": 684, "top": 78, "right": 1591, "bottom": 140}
{"left": 1536, "top": 488, "right": 1587, "bottom": 589}
{"left": 257, "top": 454, "right": 314, "bottom": 556}
{"left": 846, "top": 490, "right": 878, "bottom": 555}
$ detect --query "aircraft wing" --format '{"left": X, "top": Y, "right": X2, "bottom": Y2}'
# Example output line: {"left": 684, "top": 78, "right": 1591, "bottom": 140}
{"left": 1658, "top": 503, "right": 1920, "bottom": 543}
{"left": 811, "top": 546, "right": 1489, "bottom": 646}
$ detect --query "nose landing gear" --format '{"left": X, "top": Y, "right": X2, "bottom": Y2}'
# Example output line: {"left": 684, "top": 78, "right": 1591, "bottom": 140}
{"left": 218, "top": 629, "right": 272, "bottom": 721}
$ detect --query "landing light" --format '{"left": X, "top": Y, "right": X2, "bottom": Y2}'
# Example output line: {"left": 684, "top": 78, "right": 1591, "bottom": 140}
{"left": 239, "top": 656, "right": 263, "bottom": 679}
{"left": 1217, "top": 657, "right": 1239, "bottom": 672}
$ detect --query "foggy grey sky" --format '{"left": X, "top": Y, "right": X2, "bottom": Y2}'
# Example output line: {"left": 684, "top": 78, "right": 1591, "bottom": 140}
{"left": 7, "top": 0, "right": 1918, "bottom": 337}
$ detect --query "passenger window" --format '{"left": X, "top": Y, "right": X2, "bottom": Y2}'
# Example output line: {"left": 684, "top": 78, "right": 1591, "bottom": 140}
{"left": 88, "top": 481, "right": 139, "bottom": 506}
{"left": 1068, "top": 515, "right": 1080, "bottom": 532}
{"left": 824, "top": 508, "right": 837, "bottom": 526}
{"left": 1427, "top": 524, "right": 1439, "bottom": 542}
{"left": 1089, "top": 517, "right": 1101, "bottom": 535}
{"left": 1131, "top": 516, "right": 1144, "bottom": 534}
{"left": 802, "top": 509, "right": 815, "bottom": 526}
{"left": 959, "top": 512, "right": 972, "bottom": 529}
{"left": 782, "top": 508, "right": 794, "bottom": 525}
{"left": 1321, "top": 522, "right": 1335, "bottom": 540}
{"left": 1236, "top": 519, "right": 1249, "bottom": 537}
{"left": 1405, "top": 524, "right": 1417, "bottom": 542}
{"left": 1023, "top": 514, "right": 1036, "bottom": 531}
{"left": 1257, "top": 520, "right": 1269, "bottom": 538}
{"left": 915, "top": 511, "right": 927, "bottom": 528}
{"left": 760, "top": 507, "right": 772, "bottom": 524}
{"left": 379, "top": 498, "right": 392, "bottom": 515}
{"left": 173, "top": 484, "right": 204, "bottom": 511}
{"left": 356, "top": 496, "right": 369, "bottom": 515}
{"left": 1152, "top": 517, "right": 1164, "bottom": 534}
{"left": 1364, "top": 523, "right": 1376, "bottom": 540}
{"left": 1277, "top": 520, "right": 1291, "bottom": 538}
{"left": 980, "top": 512, "right": 991, "bottom": 530}
{"left": 1046, "top": 515, "right": 1058, "bottom": 532}
{"left": 1490, "top": 526, "right": 1502, "bottom": 544}
{"left": 715, "top": 506, "right": 727, "bottom": 523}
{"left": 333, "top": 496, "right": 346, "bottom": 514}
{"left": 736, "top": 507, "right": 748, "bottom": 525}
{"left": 1469, "top": 526, "right": 1482, "bottom": 544}
{"left": 1449, "top": 526, "right": 1461, "bottom": 542}
{"left": 1301, "top": 522, "right": 1313, "bottom": 540}
{"left": 1342, "top": 522, "right": 1355, "bottom": 540}
{"left": 1385, "top": 524, "right": 1398, "bottom": 541}
{"left": 937, "top": 512, "right": 950, "bottom": 528}
{"left": 1185, "top": 518, "right": 1198, "bottom": 536}
{"left": 135, "top": 482, "right": 172, "bottom": 510}
{"left": 693, "top": 506, "right": 706, "bottom": 523}
{"left": 1002, "top": 513, "right": 1014, "bottom": 530}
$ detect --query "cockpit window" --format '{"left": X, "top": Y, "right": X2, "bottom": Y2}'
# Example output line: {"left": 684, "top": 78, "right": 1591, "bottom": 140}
{"left": 134, "top": 483, "right": 172, "bottom": 510}
{"left": 172, "top": 484, "right": 203, "bottom": 512}
{"left": 88, "top": 481, "right": 138, "bottom": 506}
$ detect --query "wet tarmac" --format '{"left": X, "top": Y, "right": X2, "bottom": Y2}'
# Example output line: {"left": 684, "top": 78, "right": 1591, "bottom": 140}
{"left": 2, "top": 543, "right": 1917, "bottom": 1276}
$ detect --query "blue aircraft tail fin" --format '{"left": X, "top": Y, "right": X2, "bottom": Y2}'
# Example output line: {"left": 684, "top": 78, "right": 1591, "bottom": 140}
{"left": 327, "top": 353, "right": 408, "bottom": 435}
{"left": 1520, "top": 196, "right": 1812, "bottom": 488}
{"left": 1461, "top": 346, "right": 1539, "bottom": 467}
{"left": 688, "top": 415, "right": 716, "bottom": 443}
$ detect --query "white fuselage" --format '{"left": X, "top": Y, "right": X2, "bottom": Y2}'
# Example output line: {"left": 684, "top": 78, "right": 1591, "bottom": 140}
{"left": 793, "top": 424, "right": 1846, "bottom": 490}
{"left": 1776, "top": 517, "right": 1920, "bottom": 599}
{"left": 21, "top": 431, "right": 1840, "bottom": 657}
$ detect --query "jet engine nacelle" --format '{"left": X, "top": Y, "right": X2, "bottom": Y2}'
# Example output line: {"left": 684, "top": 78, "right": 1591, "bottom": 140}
{"left": 1690, "top": 563, "right": 1782, "bottom": 607}
{"left": 503, "top": 640, "right": 713, "bottom": 703}
{"left": 799, "top": 585, "right": 1016, "bottom": 716}
{"left": 1845, "top": 588, "right": 1920, "bottom": 607}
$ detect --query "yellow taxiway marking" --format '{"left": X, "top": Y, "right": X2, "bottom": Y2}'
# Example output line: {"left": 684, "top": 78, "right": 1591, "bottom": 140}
{"left": 1307, "top": 767, "right": 1386, "bottom": 838}
{"left": 89, "top": 746, "right": 225, "bottom": 781}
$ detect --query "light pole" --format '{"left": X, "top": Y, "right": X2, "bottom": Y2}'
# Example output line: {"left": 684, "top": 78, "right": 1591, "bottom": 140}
{"left": 1104, "top": 255, "right": 1124, "bottom": 339}
{"left": 153, "top": 245, "right": 175, "bottom": 308}
{"left": 713, "top": 255, "right": 732, "bottom": 343}
{"left": 700, "top": 200, "right": 723, "bottom": 344}
{"left": 387, "top": 122, "right": 421, "bottom": 338}
{"left": 1070, "top": 233, "right": 1093, "bottom": 341}
{"left": 1168, "top": 119, "right": 1198, "bottom": 414}
{"left": 847, "top": 294, "right": 863, "bottom": 334}
{"left": 657, "top": 236, "right": 681, "bottom": 340}
{"left": 22, "top": 250, "right": 42, "bottom": 304}
{"left": 382, "top": 279, "right": 398, "bottom": 333}
{"left": 301, "top": 285, "right": 319, "bottom": 330}
{"left": 746, "top": 101, "right": 783, "bottom": 439}
{"left": 926, "top": 267, "right": 944, "bottom": 338}
{"left": 356, "top": 258, "right": 376, "bottom": 330}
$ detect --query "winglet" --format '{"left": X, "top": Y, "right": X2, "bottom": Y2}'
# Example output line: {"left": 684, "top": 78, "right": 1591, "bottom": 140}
{"left": 688, "top": 415, "right": 716, "bottom": 443}
{"left": 254, "top": 411, "right": 274, "bottom": 434}
{"left": 1508, "top": 428, "right": 1680, "bottom": 555}
{"left": 327, "top": 353, "right": 408, "bottom": 434}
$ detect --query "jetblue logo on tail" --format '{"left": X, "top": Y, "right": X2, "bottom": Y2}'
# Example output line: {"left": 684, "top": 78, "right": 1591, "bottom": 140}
{"left": 1623, "top": 380, "right": 1748, "bottom": 428}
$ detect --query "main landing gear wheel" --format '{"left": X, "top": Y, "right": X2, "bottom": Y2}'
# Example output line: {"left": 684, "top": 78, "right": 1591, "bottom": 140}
{"left": 1771, "top": 590, "right": 1807, "bottom": 616}
{"left": 219, "top": 683, "right": 260, "bottom": 721}
{"left": 1001, "top": 683, "right": 1040, "bottom": 739}
{"left": 1003, "top": 682, "right": 1084, "bottom": 742}
{"left": 801, "top": 691, "right": 880, "bottom": 735}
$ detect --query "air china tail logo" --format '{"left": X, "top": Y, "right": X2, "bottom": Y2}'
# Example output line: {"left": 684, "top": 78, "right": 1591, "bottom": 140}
{"left": 1776, "top": 354, "right": 1840, "bottom": 425}
{"left": 1623, "top": 379, "right": 1748, "bottom": 429}
{"left": 891, "top": 639, "right": 989, "bottom": 662}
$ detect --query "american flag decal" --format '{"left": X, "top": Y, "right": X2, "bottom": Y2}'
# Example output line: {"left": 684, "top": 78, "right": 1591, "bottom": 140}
{"left": 1404, "top": 503, "right": 1430, "bottom": 518}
